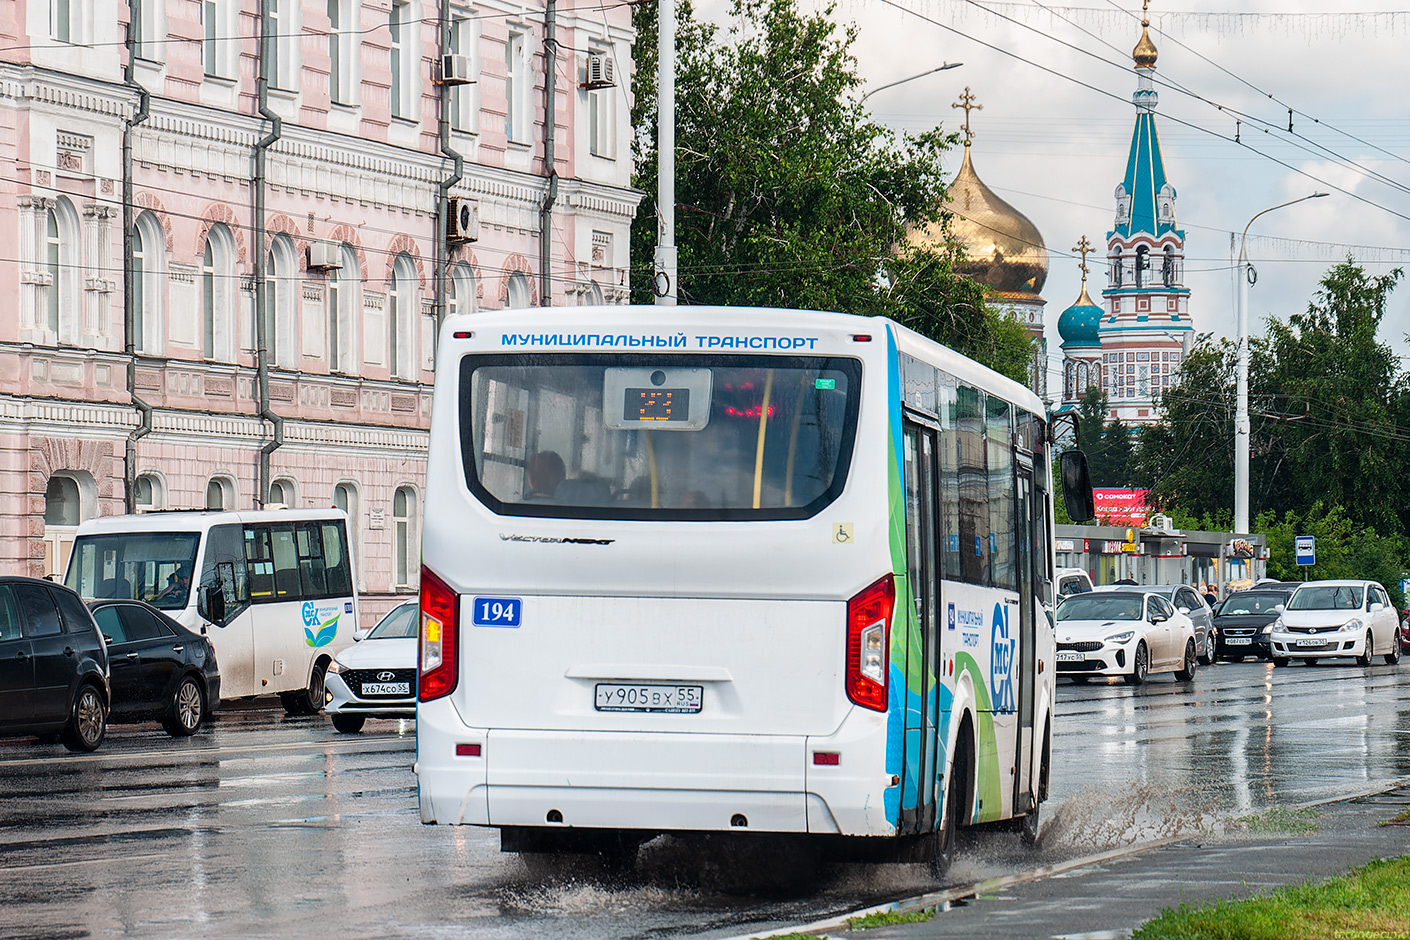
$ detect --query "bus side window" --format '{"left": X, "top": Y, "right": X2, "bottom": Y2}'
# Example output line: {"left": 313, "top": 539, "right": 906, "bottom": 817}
{"left": 269, "top": 524, "right": 301, "bottom": 598}
{"left": 245, "top": 526, "right": 276, "bottom": 599}
{"left": 296, "top": 523, "right": 329, "bottom": 597}
{"left": 201, "top": 524, "right": 248, "bottom": 625}
{"left": 320, "top": 522, "right": 353, "bottom": 596}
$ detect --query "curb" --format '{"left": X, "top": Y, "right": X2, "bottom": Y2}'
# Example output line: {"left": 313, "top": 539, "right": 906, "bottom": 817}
{"left": 722, "top": 776, "right": 1410, "bottom": 940}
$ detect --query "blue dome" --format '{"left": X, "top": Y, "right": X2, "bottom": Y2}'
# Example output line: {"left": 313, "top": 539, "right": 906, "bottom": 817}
{"left": 1058, "top": 286, "right": 1103, "bottom": 348}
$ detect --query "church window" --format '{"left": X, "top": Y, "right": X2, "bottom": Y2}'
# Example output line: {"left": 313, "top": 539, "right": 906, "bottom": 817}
{"left": 1135, "top": 245, "right": 1149, "bottom": 288}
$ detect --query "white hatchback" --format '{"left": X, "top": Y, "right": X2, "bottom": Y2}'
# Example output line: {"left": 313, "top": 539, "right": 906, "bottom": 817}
{"left": 325, "top": 600, "right": 419, "bottom": 733}
{"left": 1269, "top": 580, "right": 1402, "bottom": 667}
{"left": 1055, "top": 590, "right": 1198, "bottom": 685}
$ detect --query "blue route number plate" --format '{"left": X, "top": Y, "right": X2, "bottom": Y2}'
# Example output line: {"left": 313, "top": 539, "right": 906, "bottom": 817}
{"left": 471, "top": 596, "right": 522, "bottom": 627}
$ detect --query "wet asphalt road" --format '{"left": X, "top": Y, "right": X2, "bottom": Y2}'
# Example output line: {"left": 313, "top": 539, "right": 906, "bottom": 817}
{"left": 1, "top": 657, "right": 1407, "bottom": 940}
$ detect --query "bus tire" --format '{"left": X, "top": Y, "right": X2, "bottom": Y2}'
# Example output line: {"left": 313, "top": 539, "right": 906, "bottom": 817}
{"left": 931, "top": 719, "right": 972, "bottom": 879}
{"left": 1019, "top": 802, "right": 1040, "bottom": 846}
{"left": 281, "top": 661, "right": 328, "bottom": 716}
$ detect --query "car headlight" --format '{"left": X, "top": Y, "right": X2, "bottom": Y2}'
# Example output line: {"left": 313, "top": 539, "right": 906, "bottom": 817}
{"left": 1261, "top": 623, "right": 1275, "bottom": 635}
{"left": 1342, "top": 618, "right": 1365, "bottom": 633}
{"left": 1105, "top": 631, "right": 1135, "bottom": 644}
{"left": 1268, "top": 618, "right": 1284, "bottom": 633}
{"left": 327, "top": 661, "right": 343, "bottom": 675}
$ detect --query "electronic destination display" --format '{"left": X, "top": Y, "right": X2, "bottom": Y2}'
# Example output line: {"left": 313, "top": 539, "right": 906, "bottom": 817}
{"left": 624, "top": 387, "right": 690, "bottom": 422}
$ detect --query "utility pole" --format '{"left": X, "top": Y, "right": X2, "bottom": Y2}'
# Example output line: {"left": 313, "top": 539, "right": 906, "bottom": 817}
{"left": 653, "top": 0, "right": 677, "bottom": 305}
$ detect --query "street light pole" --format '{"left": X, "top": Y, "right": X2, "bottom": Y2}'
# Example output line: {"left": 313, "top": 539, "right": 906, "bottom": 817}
{"left": 859, "top": 62, "right": 962, "bottom": 103}
{"left": 1233, "top": 192, "right": 1328, "bottom": 534}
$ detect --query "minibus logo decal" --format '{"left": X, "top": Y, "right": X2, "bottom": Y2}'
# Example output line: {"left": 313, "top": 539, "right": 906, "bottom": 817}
{"left": 499, "top": 533, "right": 615, "bottom": 545}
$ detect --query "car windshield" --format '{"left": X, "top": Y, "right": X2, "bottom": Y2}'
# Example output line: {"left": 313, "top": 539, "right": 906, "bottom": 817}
{"left": 66, "top": 533, "right": 201, "bottom": 611}
{"left": 1057, "top": 593, "right": 1144, "bottom": 622}
{"left": 1217, "top": 592, "right": 1286, "bottom": 616}
{"left": 1288, "top": 585, "right": 1363, "bottom": 611}
{"left": 368, "top": 602, "right": 418, "bottom": 639}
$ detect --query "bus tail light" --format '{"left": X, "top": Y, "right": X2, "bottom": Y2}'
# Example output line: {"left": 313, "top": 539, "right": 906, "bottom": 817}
{"left": 846, "top": 574, "right": 894, "bottom": 711}
{"left": 419, "top": 567, "right": 459, "bottom": 701}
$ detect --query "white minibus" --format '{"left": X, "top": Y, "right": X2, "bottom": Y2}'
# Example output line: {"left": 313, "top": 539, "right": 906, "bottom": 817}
{"left": 416, "top": 306, "right": 1090, "bottom": 870}
{"left": 66, "top": 509, "right": 358, "bottom": 714}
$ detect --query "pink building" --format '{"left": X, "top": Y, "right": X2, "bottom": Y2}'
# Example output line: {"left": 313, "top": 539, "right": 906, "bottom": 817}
{"left": 0, "top": 0, "right": 641, "bottom": 620}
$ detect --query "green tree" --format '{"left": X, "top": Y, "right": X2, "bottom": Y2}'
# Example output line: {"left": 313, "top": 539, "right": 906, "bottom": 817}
{"left": 1254, "top": 261, "right": 1406, "bottom": 534}
{"left": 1130, "top": 337, "right": 1237, "bottom": 514}
{"left": 1257, "top": 503, "right": 1406, "bottom": 608}
{"left": 1074, "top": 386, "right": 1133, "bottom": 487}
{"left": 630, "top": 0, "right": 1035, "bottom": 382}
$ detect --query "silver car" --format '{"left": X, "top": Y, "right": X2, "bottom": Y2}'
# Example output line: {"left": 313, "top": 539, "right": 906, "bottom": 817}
{"left": 1144, "top": 584, "right": 1218, "bottom": 665}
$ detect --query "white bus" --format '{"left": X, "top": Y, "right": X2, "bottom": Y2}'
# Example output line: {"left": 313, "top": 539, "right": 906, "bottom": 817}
{"left": 66, "top": 509, "right": 359, "bottom": 714}
{"left": 416, "top": 306, "right": 1091, "bottom": 870}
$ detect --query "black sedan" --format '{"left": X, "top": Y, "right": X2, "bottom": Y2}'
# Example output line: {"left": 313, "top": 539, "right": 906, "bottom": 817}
{"left": 88, "top": 600, "right": 220, "bottom": 736}
{"left": 1213, "top": 588, "right": 1294, "bottom": 661}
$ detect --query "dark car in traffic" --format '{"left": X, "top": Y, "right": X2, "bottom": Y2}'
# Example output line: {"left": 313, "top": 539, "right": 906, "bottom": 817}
{"left": 0, "top": 577, "right": 110, "bottom": 751}
{"left": 88, "top": 599, "right": 220, "bottom": 736}
{"left": 1213, "top": 587, "right": 1295, "bottom": 660}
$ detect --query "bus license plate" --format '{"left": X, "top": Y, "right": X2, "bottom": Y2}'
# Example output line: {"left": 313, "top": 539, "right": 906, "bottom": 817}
{"left": 1056, "top": 651, "right": 1084, "bottom": 662}
{"left": 362, "top": 682, "right": 411, "bottom": 696}
{"left": 595, "top": 684, "right": 703, "bottom": 714}
{"left": 1226, "top": 637, "right": 1251, "bottom": 646}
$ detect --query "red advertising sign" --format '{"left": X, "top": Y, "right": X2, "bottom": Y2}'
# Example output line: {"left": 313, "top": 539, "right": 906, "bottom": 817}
{"left": 1092, "top": 488, "right": 1150, "bottom": 526}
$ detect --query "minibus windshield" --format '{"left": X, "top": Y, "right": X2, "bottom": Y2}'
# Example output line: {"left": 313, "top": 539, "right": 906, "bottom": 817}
{"left": 460, "top": 354, "right": 861, "bottom": 520}
{"left": 66, "top": 533, "right": 201, "bottom": 610}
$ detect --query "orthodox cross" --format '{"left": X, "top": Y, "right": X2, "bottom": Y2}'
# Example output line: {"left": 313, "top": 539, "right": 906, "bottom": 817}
{"left": 952, "top": 87, "right": 982, "bottom": 145}
{"left": 1072, "top": 235, "right": 1094, "bottom": 286}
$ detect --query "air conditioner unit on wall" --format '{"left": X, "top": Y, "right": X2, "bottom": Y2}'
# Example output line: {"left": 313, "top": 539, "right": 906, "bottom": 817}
{"left": 447, "top": 198, "right": 479, "bottom": 242}
{"left": 583, "top": 53, "right": 616, "bottom": 90}
{"left": 436, "top": 54, "right": 473, "bottom": 86}
{"left": 307, "top": 241, "right": 341, "bottom": 271}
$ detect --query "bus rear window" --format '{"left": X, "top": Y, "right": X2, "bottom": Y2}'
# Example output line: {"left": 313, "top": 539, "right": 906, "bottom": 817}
{"left": 460, "top": 354, "right": 861, "bottom": 519}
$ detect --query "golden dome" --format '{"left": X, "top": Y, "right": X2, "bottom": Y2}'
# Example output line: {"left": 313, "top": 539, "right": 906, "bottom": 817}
{"left": 907, "top": 145, "right": 1048, "bottom": 299}
{"left": 1133, "top": 22, "right": 1158, "bottom": 68}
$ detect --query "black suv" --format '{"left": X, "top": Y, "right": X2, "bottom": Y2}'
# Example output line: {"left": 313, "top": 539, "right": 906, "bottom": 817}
{"left": 0, "top": 577, "right": 110, "bottom": 751}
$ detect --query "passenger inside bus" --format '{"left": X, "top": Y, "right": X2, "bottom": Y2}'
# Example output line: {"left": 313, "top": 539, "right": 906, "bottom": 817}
{"left": 524, "top": 451, "right": 566, "bottom": 500}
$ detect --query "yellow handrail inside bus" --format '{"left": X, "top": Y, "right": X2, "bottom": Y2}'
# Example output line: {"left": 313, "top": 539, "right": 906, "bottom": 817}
{"left": 751, "top": 370, "right": 775, "bottom": 509}
{"left": 783, "top": 374, "right": 809, "bottom": 506}
{"left": 644, "top": 429, "right": 660, "bottom": 508}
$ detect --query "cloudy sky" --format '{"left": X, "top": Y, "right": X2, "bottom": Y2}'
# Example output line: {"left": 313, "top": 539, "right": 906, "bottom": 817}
{"left": 704, "top": 0, "right": 1410, "bottom": 385}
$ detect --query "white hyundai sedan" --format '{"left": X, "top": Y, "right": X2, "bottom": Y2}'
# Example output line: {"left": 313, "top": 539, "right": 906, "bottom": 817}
{"left": 1055, "top": 590, "right": 1198, "bottom": 685}
{"left": 325, "top": 600, "right": 418, "bottom": 733}
{"left": 1269, "top": 580, "right": 1402, "bottom": 667}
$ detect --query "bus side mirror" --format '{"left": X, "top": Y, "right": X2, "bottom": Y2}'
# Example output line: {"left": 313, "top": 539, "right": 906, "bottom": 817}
{"left": 202, "top": 584, "right": 227, "bottom": 624}
{"left": 1060, "top": 450, "right": 1095, "bottom": 523}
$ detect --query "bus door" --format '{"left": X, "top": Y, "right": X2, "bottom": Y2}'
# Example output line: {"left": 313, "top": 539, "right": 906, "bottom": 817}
{"left": 1012, "top": 455, "right": 1038, "bottom": 812}
{"left": 902, "top": 419, "right": 941, "bottom": 834}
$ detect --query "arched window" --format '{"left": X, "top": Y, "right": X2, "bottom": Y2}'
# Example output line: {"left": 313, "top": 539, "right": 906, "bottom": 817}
{"left": 588, "top": 280, "right": 604, "bottom": 306}
{"left": 133, "top": 211, "right": 166, "bottom": 354}
{"left": 134, "top": 473, "right": 164, "bottom": 512}
{"left": 41, "top": 197, "right": 81, "bottom": 342}
{"left": 393, "top": 485, "right": 417, "bottom": 588}
{"left": 269, "top": 478, "right": 295, "bottom": 507}
{"left": 328, "top": 244, "right": 360, "bottom": 372}
{"left": 266, "top": 235, "right": 298, "bottom": 369}
{"left": 506, "top": 271, "right": 530, "bottom": 309}
{"left": 44, "top": 471, "right": 94, "bottom": 579}
{"left": 206, "top": 476, "right": 235, "bottom": 510}
{"left": 448, "top": 261, "right": 476, "bottom": 317}
{"left": 333, "top": 482, "right": 362, "bottom": 583}
{"left": 203, "top": 223, "right": 236, "bottom": 361}
{"left": 389, "top": 253, "right": 417, "bottom": 379}
{"left": 1135, "top": 245, "right": 1149, "bottom": 289}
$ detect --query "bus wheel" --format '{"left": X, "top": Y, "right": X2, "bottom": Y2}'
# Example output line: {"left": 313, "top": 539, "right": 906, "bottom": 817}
{"left": 281, "top": 662, "right": 327, "bottom": 716}
{"left": 931, "top": 727, "right": 971, "bottom": 879}
{"left": 1019, "top": 802, "right": 1040, "bottom": 846}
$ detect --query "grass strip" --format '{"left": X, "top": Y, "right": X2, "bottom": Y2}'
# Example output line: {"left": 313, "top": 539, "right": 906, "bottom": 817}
{"left": 846, "top": 907, "right": 936, "bottom": 929}
{"left": 1131, "top": 855, "right": 1410, "bottom": 940}
{"left": 1231, "top": 806, "right": 1320, "bottom": 835}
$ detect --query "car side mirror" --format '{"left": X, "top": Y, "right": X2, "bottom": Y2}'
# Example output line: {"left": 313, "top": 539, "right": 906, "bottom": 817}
{"left": 102, "top": 633, "right": 114, "bottom": 644}
{"left": 1150, "top": 611, "right": 1167, "bottom": 623}
{"left": 1177, "top": 607, "right": 1190, "bottom": 615}
{"left": 1060, "top": 451, "right": 1095, "bottom": 523}
{"left": 353, "top": 629, "right": 369, "bottom": 643}
{"left": 1274, "top": 603, "right": 1285, "bottom": 613}
{"left": 1371, "top": 602, "right": 1385, "bottom": 613}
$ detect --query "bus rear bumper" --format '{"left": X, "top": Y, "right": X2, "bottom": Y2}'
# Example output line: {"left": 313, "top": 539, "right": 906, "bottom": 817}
{"left": 416, "top": 712, "right": 893, "bottom": 837}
